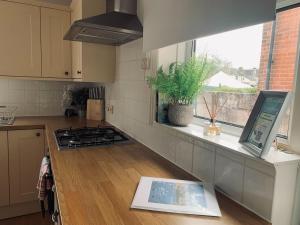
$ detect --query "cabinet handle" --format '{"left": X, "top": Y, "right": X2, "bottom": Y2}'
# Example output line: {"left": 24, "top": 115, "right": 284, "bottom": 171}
{"left": 77, "top": 70, "right": 82, "bottom": 74}
{"left": 64, "top": 71, "right": 69, "bottom": 76}
{"left": 36, "top": 133, "right": 41, "bottom": 137}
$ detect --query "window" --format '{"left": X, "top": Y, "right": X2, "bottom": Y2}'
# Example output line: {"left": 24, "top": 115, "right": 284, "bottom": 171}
{"left": 193, "top": 6, "right": 300, "bottom": 137}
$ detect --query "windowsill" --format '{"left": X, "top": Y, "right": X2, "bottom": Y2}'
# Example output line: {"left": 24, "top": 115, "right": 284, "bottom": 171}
{"left": 153, "top": 121, "right": 300, "bottom": 166}
{"left": 192, "top": 117, "right": 244, "bottom": 137}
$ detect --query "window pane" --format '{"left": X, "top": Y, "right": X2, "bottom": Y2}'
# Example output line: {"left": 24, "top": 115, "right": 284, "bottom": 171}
{"left": 194, "top": 7, "right": 300, "bottom": 137}
{"left": 194, "top": 24, "right": 263, "bottom": 127}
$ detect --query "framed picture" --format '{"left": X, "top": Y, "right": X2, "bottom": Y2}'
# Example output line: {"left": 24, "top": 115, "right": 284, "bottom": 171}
{"left": 131, "top": 177, "right": 221, "bottom": 217}
{"left": 239, "top": 91, "right": 292, "bottom": 158}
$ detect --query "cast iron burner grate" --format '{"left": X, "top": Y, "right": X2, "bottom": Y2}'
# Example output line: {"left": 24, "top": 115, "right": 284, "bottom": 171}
{"left": 54, "top": 126, "right": 129, "bottom": 150}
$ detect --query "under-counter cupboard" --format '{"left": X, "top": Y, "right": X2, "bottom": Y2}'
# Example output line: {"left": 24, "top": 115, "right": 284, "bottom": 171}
{"left": 154, "top": 125, "right": 300, "bottom": 225}
{"left": 0, "top": 129, "right": 45, "bottom": 219}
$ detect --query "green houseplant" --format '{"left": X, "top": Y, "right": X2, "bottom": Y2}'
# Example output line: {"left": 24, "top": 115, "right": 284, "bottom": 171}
{"left": 148, "top": 56, "right": 211, "bottom": 126}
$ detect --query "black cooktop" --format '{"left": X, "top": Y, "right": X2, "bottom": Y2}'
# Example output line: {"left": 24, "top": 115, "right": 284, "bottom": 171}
{"left": 54, "top": 126, "right": 129, "bottom": 150}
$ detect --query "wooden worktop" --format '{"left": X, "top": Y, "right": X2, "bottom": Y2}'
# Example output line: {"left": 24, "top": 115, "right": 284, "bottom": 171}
{"left": 1, "top": 117, "right": 270, "bottom": 225}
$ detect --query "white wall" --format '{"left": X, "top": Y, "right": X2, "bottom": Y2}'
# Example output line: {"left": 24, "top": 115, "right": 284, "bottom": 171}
{"left": 105, "top": 39, "right": 189, "bottom": 163}
{"left": 0, "top": 79, "right": 94, "bottom": 116}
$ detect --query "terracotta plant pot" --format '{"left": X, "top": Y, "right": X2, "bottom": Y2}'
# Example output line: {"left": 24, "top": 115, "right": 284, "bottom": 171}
{"left": 168, "top": 104, "right": 193, "bottom": 126}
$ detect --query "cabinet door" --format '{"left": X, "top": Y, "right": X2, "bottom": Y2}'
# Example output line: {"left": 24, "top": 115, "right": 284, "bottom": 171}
{"left": 8, "top": 129, "right": 45, "bottom": 204}
{"left": 175, "top": 139, "right": 194, "bottom": 172}
{"left": 41, "top": 8, "right": 71, "bottom": 78}
{"left": 243, "top": 167, "right": 274, "bottom": 220}
{"left": 215, "top": 151, "right": 244, "bottom": 202}
{"left": 0, "top": 1, "right": 41, "bottom": 77}
{"left": 0, "top": 131, "right": 9, "bottom": 207}
{"left": 193, "top": 143, "right": 215, "bottom": 183}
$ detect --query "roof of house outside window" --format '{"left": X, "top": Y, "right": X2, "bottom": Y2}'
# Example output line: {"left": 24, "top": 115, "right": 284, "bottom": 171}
{"left": 205, "top": 71, "right": 253, "bottom": 88}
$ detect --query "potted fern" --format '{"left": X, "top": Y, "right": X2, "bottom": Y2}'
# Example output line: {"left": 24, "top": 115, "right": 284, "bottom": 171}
{"left": 148, "top": 57, "right": 211, "bottom": 126}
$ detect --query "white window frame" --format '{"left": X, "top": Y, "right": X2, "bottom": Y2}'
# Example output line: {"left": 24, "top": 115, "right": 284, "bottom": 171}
{"left": 190, "top": 16, "right": 299, "bottom": 141}
{"left": 288, "top": 24, "right": 300, "bottom": 153}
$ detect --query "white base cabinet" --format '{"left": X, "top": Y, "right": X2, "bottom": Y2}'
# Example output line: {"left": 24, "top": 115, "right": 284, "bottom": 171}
{"left": 214, "top": 150, "right": 244, "bottom": 202}
{"left": 243, "top": 166, "right": 274, "bottom": 220}
{"left": 0, "top": 129, "right": 45, "bottom": 219}
{"left": 8, "top": 129, "right": 45, "bottom": 204}
{"left": 0, "top": 132, "right": 9, "bottom": 207}
{"left": 175, "top": 136, "right": 194, "bottom": 173}
{"left": 149, "top": 124, "right": 300, "bottom": 225}
{"left": 192, "top": 141, "right": 215, "bottom": 183}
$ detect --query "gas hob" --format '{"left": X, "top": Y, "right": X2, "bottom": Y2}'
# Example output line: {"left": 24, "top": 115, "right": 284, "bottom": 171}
{"left": 54, "top": 126, "right": 129, "bottom": 150}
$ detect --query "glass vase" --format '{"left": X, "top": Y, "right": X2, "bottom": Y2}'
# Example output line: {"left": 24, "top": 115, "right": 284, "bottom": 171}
{"left": 204, "top": 119, "right": 221, "bottom": 136}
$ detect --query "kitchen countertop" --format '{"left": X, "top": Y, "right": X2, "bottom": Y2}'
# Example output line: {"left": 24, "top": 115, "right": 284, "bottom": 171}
{"left": 1, "top": 117, "right": 270, "bottom": 225}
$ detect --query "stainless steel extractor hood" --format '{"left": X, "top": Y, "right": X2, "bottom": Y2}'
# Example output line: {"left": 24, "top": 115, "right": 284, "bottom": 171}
{"left": 64, "top": 0, "right": 143, "bottom": 46}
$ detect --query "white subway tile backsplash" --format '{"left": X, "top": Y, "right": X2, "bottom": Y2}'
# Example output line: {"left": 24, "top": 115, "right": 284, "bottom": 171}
{"left": 0, "top": 79, "right": 9, "bottom": 91}
{"left": 25, "top": 90, "right": 40, "bottom": 104}
{"left": 9, "top": 80, "right": 25, "bottom": 90}
{"left": 24, "top": 104, "right": 40, "bottom": 116}
{"left": 25, "top": 80, "right": 40, "bottom": 90}
{"left": 0, "top": 89, "right": 8, "bottom": 103}
{"left": 39, "top": 103, "right": 63, "bottom": 116}
{"left": 40, "top": 90, "right": 55, "bottom": 103}
{"left": 8, "top": 90, "right": 25, "bottom": 103}
{"left": 0, "top": 79, "right": 96, "bottom": 117}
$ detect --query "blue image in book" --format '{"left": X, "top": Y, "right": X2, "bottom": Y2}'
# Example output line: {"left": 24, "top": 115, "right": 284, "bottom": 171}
{"left": 148, "top": 181, "right": 207, "bottom": 208}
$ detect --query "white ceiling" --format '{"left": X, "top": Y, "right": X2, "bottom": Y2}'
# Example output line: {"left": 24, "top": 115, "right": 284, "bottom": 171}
{"left": 37, "top": 0, "right": 72, "bottom": 5}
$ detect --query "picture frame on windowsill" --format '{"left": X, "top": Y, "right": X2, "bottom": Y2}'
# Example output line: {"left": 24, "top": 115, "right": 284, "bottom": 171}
{"left": 239, "top": 91, "right": 292, "bottom": 158}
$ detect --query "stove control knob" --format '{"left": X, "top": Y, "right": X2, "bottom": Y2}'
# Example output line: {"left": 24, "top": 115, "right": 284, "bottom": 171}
{"left": 36, "top": 132, "right": 41, "bottom": 137}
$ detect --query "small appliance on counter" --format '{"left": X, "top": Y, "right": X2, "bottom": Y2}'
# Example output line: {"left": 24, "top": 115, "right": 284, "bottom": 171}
{"left": 54, "top": 126, "right": 129, "bottom": 150}
{"left": 0, "top": 105, "right": 17, "bottom": 125}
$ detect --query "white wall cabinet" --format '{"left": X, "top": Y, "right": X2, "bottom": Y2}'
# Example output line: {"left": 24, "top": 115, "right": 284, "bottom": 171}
{"left": 0, "top": 1, "right": 41, "bottom": 77}
{"left": 70, "top": 0, "right": 116, "bottom": 82}
{"left": 193, "top": 141, "right": 215, "bottom": 183}
{"left": 214, "top": 151, "right": 244, "bottom": 202}
{"left": 8, "top": 129, "right": 45, "bottom": 204}
{"left": 41, "top": 8, "right": 72, "bottom": 78}
{"left": 0, "top": 132, "right": 9, "bottom": 207}
{"left": 0, "top": 0, "right": 71, "bottom": 80}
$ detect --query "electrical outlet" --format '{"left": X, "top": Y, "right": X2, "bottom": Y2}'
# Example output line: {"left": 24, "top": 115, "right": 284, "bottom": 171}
{"left": 107, "top": 105, "right": 114, "bottom": 114}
